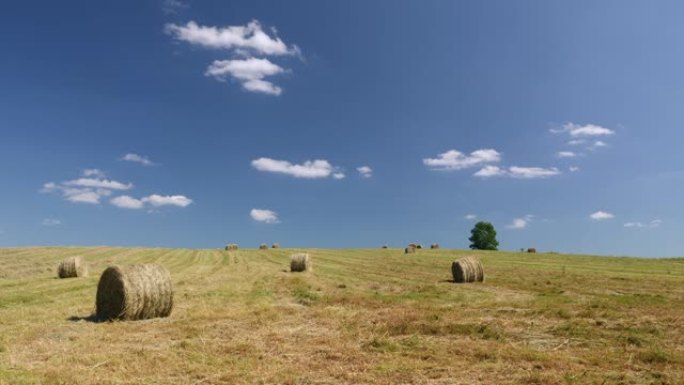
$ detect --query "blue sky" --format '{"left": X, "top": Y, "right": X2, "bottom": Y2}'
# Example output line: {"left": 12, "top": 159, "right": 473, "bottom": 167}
{"left": 1, "top": 1, "right": 683, "bottom": 256}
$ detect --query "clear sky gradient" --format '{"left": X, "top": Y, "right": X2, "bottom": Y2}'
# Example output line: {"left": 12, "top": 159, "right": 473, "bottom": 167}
{"left": 1, "top": 1, "right": 683, "bottom": 256}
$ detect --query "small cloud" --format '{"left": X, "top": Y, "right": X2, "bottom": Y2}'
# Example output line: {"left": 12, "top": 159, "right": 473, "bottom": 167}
{"left": 162, "top": 0, "right": 188, "bottom": 14}
{"left": 251, "top": 157, "right": 343, "bottom": 179}
{"left": 142, "top": 194, "right": 193, "bottom": 207}
{"left": 474, "top": 166, "right": 560, "bottom": 179}
{"left": 250, "top": 208, "right": 279, "bottom": 224}
{"left": 507, "top": 214, "right": 534, "bottom": 229}
{"left": 557, "top": 151, "right": 577, "bottom": 158}
{"left": 111, "top": 195, "right": 145, "bottom": 209}
{"left": 464, "top": 214, "right": 477, "bottom": 220}
{"left": 83, "top": 169, "right": 105, "bottom": 178}
{"left": 551, "top": 123, "right": 616, "bottom": 137}
{"left": 205, "top": 58, "right": 285, "bottom": 95}
{"left": 624, "top": 219, "right": 662, "bottom": 228}
{"left": 569, "top": 166, "right": 580, "bottom": 172}
{"left": 590, "top": 211, "right": 614, "bottom": 221}
{"left": 121, "top": 153, "right": 155, "bottom": 166}
{"left": 41, "top": 218, "right": 61, "bottom": 226}
{"left": 567, "top": 139, "right": 586, "bottom": 146}
{"left": 424, "top": 149, "right": 501, "bottom": 171}
{"left": 357, "top": 166, "right": 372, "bottom": 178}
{"left": 63, "top": 178, "right": 133, "bottom": 190}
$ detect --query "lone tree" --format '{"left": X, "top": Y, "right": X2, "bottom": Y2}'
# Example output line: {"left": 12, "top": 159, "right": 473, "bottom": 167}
{"left": 469, "top": 221, "right": 499, "bottom": 250}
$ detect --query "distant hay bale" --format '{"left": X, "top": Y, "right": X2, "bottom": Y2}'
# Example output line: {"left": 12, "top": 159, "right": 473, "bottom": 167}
{"left": 381, "top": 245, "right": 388, "bottom": 249}
{"left": 405, "top": 245, "right": 416, "bottom": 254}
{"left": 57, "top": 256, "right": 88, "bottom": 278}
{"left": 290, "top": 253, "right": 312, "bottom": 272}
{"left": 225, "top": 244, "right": 239, "bottom": 251}
{"left": 259, "top": 243, "right": 268, "bottom": 250}
{"left": 96, "top": 264, "right": 174, "bottom": 321}
{"left": 408, "top": 243, "right": 417, "bottom": 248}
{"left": 416, "top": 244, "right": 423, "bottom": 249}
{"left": 272, "top": 243, "right": 280, "bottom": 249}
{"left": 527, "top": 248, "right": 537, "bottom": 253}
{"left": 451, "top": 257, "right": 485, "bottom": 283}
{"left": 430, "top": 243, "right": 440, "bottom": 249}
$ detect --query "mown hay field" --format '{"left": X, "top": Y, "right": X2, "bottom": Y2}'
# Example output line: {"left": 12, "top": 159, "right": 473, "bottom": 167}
{"left": 0, "top": 247, "right": 683, "bottom": 384}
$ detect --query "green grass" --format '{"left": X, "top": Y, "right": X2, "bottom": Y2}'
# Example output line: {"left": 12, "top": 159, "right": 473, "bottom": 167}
{"left": 0, "top": 247, "right": 683, "bottom": 384}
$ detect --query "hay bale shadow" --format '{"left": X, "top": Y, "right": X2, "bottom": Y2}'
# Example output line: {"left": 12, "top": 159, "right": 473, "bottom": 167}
{"left": 67, "top": 314, "right": 105, "bottom": 323}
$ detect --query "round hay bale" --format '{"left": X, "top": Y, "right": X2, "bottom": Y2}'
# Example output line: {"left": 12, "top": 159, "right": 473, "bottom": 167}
{"left": 96, "top": 264, "right": 174, "bottom": 321}
{"left": 259, "top": 243, "right": 268, "bottom": 250}
{"left": 57, "top": 256, "right": 88, "bottom": 278}
{"left": 430, "top": 243, "right": 440, "bottom": 249}
{"left": 290, "top": 253, "right": 311, "bottom": 272}
{"left": 527, "top": 248, "right": 537, "bottom": 253}
{"left": 405, "top": 245, "right": 416, "bottom": 254}
{"left": 416, "top": 244, "right": 423, "bottom": 249}
{"left": 381, "top": 245, "right": 388, "bottom": 249}
{"left": 272, "top": 243, "right": 280, "bottom": 249}
{"left": 451, "top": 257, "right": 485, "bottom": 283}
{"left": 225, "top": 244, "right": 239, "bottom": 251}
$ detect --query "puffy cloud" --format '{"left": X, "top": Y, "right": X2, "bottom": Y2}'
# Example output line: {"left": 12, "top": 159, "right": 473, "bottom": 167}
{"left": 42, "top": 173, "right": 128, "bottom": 204}
{"left": 464, "top": 214, "right": 477, "bottom": 220}
{"left": 424, "top": 149, "right": 501, "bottom": 171}
{"left": 250, "top": 208, "right": 279, "bottom": 224}
{"left": 63, "top": 178, "right": 132, "bottom": 190}
{"left": 590, "top": 211, "right": 614, "bottom": 220}
{"left": 474, "top": 166, "right": 560, "bottom": 179}
{"left": 251, "top": 157, "right": 343, "bottom": 179}
{"left": 83, "top": 169, "right": 105, "bottom": 178}
{"left": 551, "top": 123, "right": 616, "bottom": 137}
{"left": 205, "top": 58, "right": 284, "bottom": 95}
{"left": 41, "top": 218, "right": 61, "bottom": 226}
{"left": 357, "top": 166, "right": 373, "bottom": 178}
{"left": 557, "top": 151, "right": 577, "bottom": 158}
{"left": 121, "top": 153, "right": 155, "bottom": 166}
{"left": 142, "top": 194, "right": 193, "bottom": 207}
{"left": 110, "top": 195, "right": 145, "bottom": 209}
{"left": 165, "top": 20, "right": 297, "bottom": 56}
{"left": 507, "top": 214, "right": 534, "bottom": 229}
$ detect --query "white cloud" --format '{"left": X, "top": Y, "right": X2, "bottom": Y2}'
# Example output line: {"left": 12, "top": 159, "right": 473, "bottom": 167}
{"left": 162, "top": 0, "right": 188, "bottom": 14}
{"left": 165, "top": 20, "right": 297, "bottom": 56}
{"left": 474, "top": 166, "right": 560, "bottom": 179}
{"left": 624, "top": 219, "right": 662, "bottom": 228}
{"left": 142, "top": 194, "right": 193, "bottom": 207}
{"left": 557, "top": 151, "right": 576, "bottom": 158}
{"left": 569, "top": 166, "right": 580, "bottom": 172}
{"left": 111, "top": 195, "right": 145, "bottom": 210}
{"left": 64, "top": 178, "right": 133, "bottom": 190}
{"left": 41, "top": 218, "right": 61, "bottom": 226}
{"left": 64, "top": 189, "right": 102, "bottom": 204}
{"left": 251, "top": 157, "right": 343, "bottom": 179}
{"left": 590, "top": 140, "right": 608, "bottom": 149}
{"left": 205, "top": 58, "right": 284, "bottom": 95}
{"left": 551, "top": 123, "right": 616, "bottom": 137}
{"left": 590, "top": 211, "right": 614, "bottom": 221}
{"left": 83, "top": 169, "right": 105, "bottom": 178}
{"left": 250, "top": 208, "right": 279, "bottom": 224}
{"left": 357, "top": 166, "right": 373, "bottom": 178}
{"left": 507, "top": 214, "right": 534, "bottom": 229}
{"left": 567, "top": 139, "right": 586, "bottom": 146}
{"left": 424, "top": 149, "right": 501, "bottom": 171}
{"left": 121, "top": 153, "right": 155, "bottom": 166}
{"left": 464, "top": 214, "right": 477, "bottom": 220}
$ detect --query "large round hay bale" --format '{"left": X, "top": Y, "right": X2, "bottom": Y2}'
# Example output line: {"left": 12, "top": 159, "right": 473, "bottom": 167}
{"left": 272, "top": 243, "right": 280, "bottom": 249}
{"left": 430, "top": 243, "right": 440, "bottom": 249}
{"left": 290, "top": 253, "right": 311, "bottom": 272}
{"left": 57, "top": 256, "right": 88, "bottom": 278}
{"left": 527, "top": 248, "right": 537, "bottom": 253}
{"left": 96, "top": 264, "right": 174, "bottom": 321}
{"left": 416, "top": 244, "right": 423, "bottom": 249}
{"left": 225, "top": 244, "right": 239, "bottom": 251}
{"left": 451, "top": 257, "right": 485, "bottom": 283}
{"left": 405, "top": 245, "right": 416, "bottom": 254}
{"left": 259, "top": 243, "right": 268, "bottom": 250}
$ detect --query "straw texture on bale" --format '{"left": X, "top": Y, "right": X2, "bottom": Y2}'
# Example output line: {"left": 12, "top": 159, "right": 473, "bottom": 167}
{"left": 259, "top": 244, "right": 268, "bottom": 250}
{"left": 451, "top": 257, "right": 485, "bottom": 283}
{"left": 96, "top": 264, "right": 174, "bottom": 321}
{"left": 430, "top": 244, "right": 440, "bottom": 249}
{"left": 405, "top": 245, "right": 416, "bottom": 254}
{"left": 272, "top": 243, "right": 280, "bottom": 249}
{"left": 57, "top": 256, "right": 88, "bottom": 278}
{"left": 527, "top": 248, "right": 537, "bottom": 253}
{"left": 225, "top": 244, "right": 239, "bottom": 251}
{"left": 290, "top": 253, "right": 312, "bottom": 272}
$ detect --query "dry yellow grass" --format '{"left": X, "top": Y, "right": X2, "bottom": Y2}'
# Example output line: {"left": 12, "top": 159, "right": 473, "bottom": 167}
{"left": 0, "top": 247, "right": 683, "bottom": 384}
